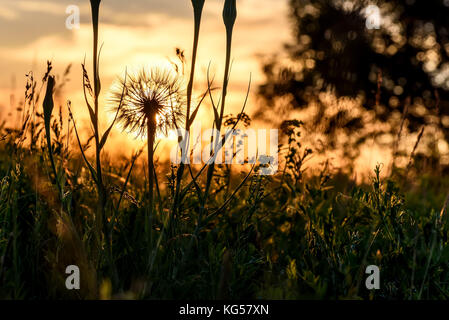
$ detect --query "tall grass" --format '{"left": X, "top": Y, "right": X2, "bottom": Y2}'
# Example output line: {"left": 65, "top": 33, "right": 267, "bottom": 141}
{"left": 1, "top": 0, "right": 449, "bottom": 300}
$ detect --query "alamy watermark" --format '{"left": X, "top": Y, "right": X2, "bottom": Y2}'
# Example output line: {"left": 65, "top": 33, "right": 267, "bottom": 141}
{"left": 170, "top": 123, "right": 279, "bottom": 175}
{"left": 365, "top": 265, "right": 380, "bottom": 290}
{"left": 65, "top": 265, "right": 80, "bottom": 290}
{"left": 66, "top": 5, "right": 80, "bottom": 30}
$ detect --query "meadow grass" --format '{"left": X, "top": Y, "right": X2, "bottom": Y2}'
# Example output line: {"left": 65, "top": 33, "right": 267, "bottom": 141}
{"left": 1, "top": 0, "right": 449, "bottom": 300}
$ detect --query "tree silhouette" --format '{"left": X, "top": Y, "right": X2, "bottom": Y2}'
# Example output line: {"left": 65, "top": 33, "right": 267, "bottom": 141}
{"left": 259, "top": 0, "right": 449, "bottom": 155}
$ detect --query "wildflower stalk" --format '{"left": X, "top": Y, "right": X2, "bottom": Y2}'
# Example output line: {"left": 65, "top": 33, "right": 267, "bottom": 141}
{"left": 172, "top": 0, "right": 205, "bottom": 230}
{"left": 89, "top": 0, "right": 106, "bottom": 255}
{"left": 177, "top": 0, "right": 237, "bottom": 278}
{"left": 42, "top": 75, "right": 62, "bottom": 197}
{"left": 203, "top": 0, "right": 236, "bottom": 206}
{"left": 147, "top": 112, "right": 156, "bottom": 217}
{"left": 68, "top": 0, "right": 118, "bottom": 286}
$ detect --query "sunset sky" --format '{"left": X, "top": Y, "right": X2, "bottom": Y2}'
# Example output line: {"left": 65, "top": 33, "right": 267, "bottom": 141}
{"left": 0, "top": 0, "right": 418, "bottom": 176}
{"left": 0, "top": 0, "right": 291, "bottom": 156}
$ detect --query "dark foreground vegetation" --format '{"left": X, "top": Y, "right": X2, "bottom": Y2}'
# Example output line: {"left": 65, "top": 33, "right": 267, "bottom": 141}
{"left": 1, "top": 97, "right": 449, "bottom": 299}
{"left": 1, "top": 0, "right": 449, "bottom": 300}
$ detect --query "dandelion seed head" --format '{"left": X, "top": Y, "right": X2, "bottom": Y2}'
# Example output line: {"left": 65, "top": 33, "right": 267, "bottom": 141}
{"left": 110, "top": 67, "right": 185, "bottom": 139}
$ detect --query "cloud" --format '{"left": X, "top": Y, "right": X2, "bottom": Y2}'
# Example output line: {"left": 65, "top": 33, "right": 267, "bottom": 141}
{"left": 0, "top": 6, "right": 18, "bottom": 20}
{"left": 0, "top": 0, "right": 290, "bottom": 148}
{"left": 15, "top": 1, "right": 69, "bottom": 15}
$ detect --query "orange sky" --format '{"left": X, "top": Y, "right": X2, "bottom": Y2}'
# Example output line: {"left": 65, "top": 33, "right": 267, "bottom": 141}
{"left": 1, "top": 0, "right": 435, "bottom": 179}
{"left": 0, "top": 0, "right": 291, "bottom": 158}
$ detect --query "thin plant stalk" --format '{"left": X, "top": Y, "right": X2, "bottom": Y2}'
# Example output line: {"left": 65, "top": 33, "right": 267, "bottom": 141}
{"left": 90, "top": 0, "right": 106, "bottom": 257}
{"left": 203, "top": 0, "right": 236, "bottom": 213}
{"left": 172, "top": 0, "right": 206, "bottom": 225}
{"left": 70, "top": 0, "right": 123, "bottom": 287}
{"left": 176, "top": 0, "right": 237, "bottom": 278}
{"left": 147, "top": 112, "right": 157, "bottom": 216}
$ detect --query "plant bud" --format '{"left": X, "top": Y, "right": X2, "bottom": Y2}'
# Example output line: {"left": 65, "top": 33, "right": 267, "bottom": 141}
{"left": 223, "top": 0, "right": 237, "bottom": 33}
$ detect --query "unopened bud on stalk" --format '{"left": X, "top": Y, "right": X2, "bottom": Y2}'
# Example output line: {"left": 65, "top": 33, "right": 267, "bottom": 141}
{"left": 191, "top": 0, "right": 206, "bottom": 36}
{"left": 90, "top": 0, "right": 102, "bottom": 97}
{"left": 223, "top": 0, "right": 237, "bottom": 33}
{"left": 191, "top": 0, "right": 205, "bottom": 14}
{"left": 90, "top": 0, "right": 101, "bottom": 27}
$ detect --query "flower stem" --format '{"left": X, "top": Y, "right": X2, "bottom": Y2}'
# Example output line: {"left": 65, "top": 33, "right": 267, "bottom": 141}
{"left": 171, "top": 0, "right": 204, "bottom": 235}
{"left": 147, "top": 116, "right": 156, "bottom": 219}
